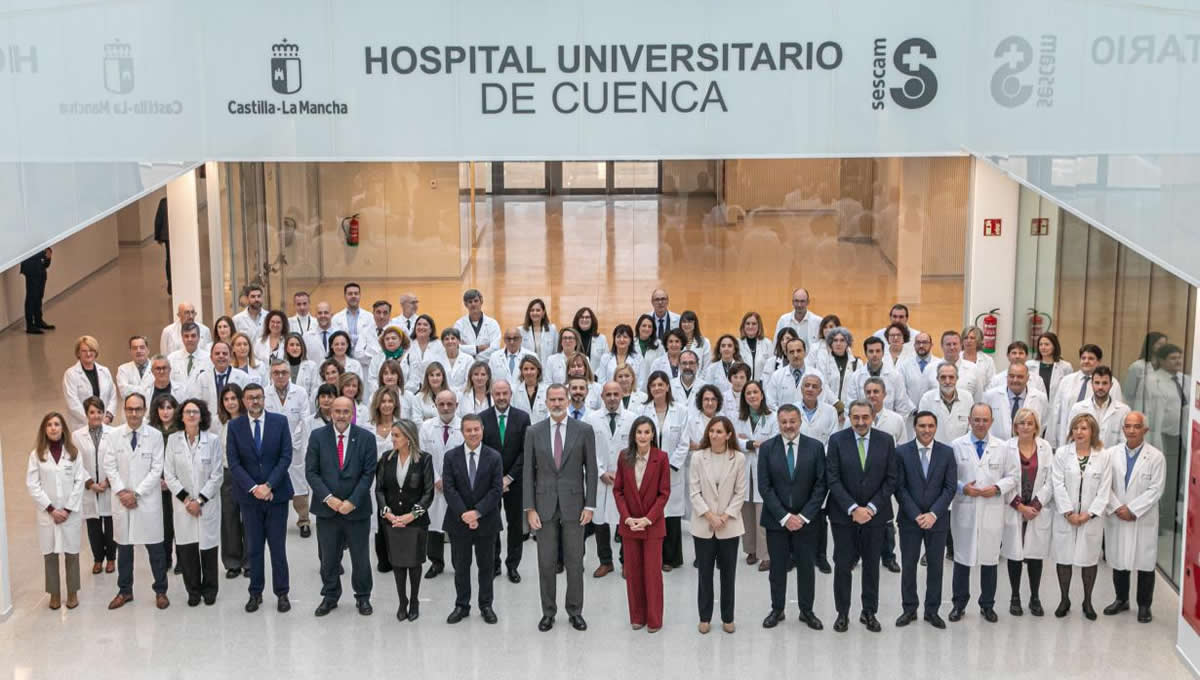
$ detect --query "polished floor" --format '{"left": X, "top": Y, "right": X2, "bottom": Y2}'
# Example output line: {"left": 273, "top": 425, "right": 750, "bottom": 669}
{"left": 0, "top": 231, "right": 1191, "bottom": 679}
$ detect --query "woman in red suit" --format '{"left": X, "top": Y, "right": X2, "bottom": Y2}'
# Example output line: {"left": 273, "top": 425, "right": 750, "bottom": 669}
{"left": 613, "top": 415, "right": 672, "bottom": 632}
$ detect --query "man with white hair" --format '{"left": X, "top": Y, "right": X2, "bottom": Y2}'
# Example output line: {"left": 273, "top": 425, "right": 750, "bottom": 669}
{"left": 161, "top": 302, "right": 212, "bottom": 356}
{"left": 774, "top": 287, "right": 822, "bottom": 348}
{"left": 390, "top": 293, "right": 421, "bottom": 336}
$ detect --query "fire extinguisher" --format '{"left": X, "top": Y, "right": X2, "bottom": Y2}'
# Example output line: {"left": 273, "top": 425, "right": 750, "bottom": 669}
{"left": 974, "top": 308, "right": 999, "bottom": 354}
{"left": 340, "top": 214, "right": 360, "bottom": 247}
{"left": 1028, "top": 308, "right": 1052, "bottom": 347}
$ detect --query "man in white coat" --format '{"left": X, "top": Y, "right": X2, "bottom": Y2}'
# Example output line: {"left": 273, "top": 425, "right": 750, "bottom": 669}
{"left": 765, "top": 338, "right": 831, "bottom": 411}
{"left": 981, "top": 363, "right": 1048, "bottom": 441}
{"left": 454, "top": 289, "right": 502, "bottom": 361}
{"left": 233, "top": 283, "right": 266, "bottom": 338}
{"left": 304, "top": 302, "right": 337, "bottom": 363}
{"left": 160, "top": 302, "right": 213, "bottom": 356}
{"left": 1048, "top": 344, "right": 1126, "bottom": 445}
{"left": 897, "top": 333, "right": 941, "bottom": 414}
{"left": 918, "top": 364, "right": 973, "bottom": 445}
{"left": 929, "top": 331, "right": 981, "bottom": 402}
{"left": 418, "top": 390, "right": 464, "bottom": 578}
{"left": 489, "top": 329, "right": 536, "bottom": 388}
{"left": 104, "top": 393, "right": 169, "bottom": 609}
{"left": 948, "top": 403, "right": 1018, "bottom": 623}
{"left": 288, "top": 291, "right": 317, "bottom": 337}
{"left": 169, "top": 323, "right": 214, "bottom": 399}
{"left": 1103, "top": 412, "right": 1165, "bottom": 623}
{"left": 648, "top": 288, "right": 679, "bottom": 342}
{"left": 117, "top": 335, "right": 155, "bottom": 403}
{"left": 1066, "top": 367, "right": 1130, "bottom": 449}
{"left": 264, "top": 359, "right": 313, "bottom": 539}
{"left": 872, "top": 304, "right": 922, "bottom": 352}
{"left": 847, "top": 337, "right": 914, "bottom": 417}
{"left": 671, "top": 350, "right": 708, "bottom": 407}
{"left": 584, "top": 382, "right": 635, "bottom": 578}
{"left": 389, "top": 292, "right": 420, "bottom": 336}
{"left": 331, "top": 282, "right": 375, "bottom": 361}
{"left": 1144, "top": 344, "right": 1188, "bottom": 535}
{"left": 773, "top": 287, "right": 822, "bottom": 347}
{"left": 986, "top": 342, "right": 1045, "bottom": 395}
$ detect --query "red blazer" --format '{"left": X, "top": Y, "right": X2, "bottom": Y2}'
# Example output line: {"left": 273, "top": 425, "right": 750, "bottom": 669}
{"left": 613, "top": 448, "right": 671, "bottom": 541}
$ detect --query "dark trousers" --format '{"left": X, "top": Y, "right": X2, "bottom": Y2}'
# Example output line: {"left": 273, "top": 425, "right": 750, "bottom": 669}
{"left": 695, "top": 535, "right": 739, "bottom": 623}
{"left": 375, "top": 530, "right": 392, "bottom": 572}
{"left": 161, "top": 490, "right": 175, "bottom": 567}
{"left": 495, "top": 484, "right": 526, "bottom": 570}
{"left": 427, "top": 531, "right": 445, "bottom": 567}
{"left": 85, "top": 517, "right": 116, "bottom": 563}
{"left": 586, "top": 523, "right": 614, "bottom": 565}
{"left": 663, "top": 517, "right": 683, "bottom": 567}
{"left": 177, "top": 543, "right": 218, "bottom": 600}
{"left": 882, "top": 520, "right": 897, "bottom": 561}
{"left": 899, "top": 527, "right": 948, "bottom": 616}
{"left": 242, "top": 500, "right": 290, "bottom": 596}
{"left": 116, "top": 542, "right": 167, "bottom": 596}
{"left": 219, "top": 470, "right": 247, "bottom": 571}
{"left": 765, "top": 528, "right": 817, "bottom": 613}
{"left": 316, "top": 515, "right": 372, "bottom": 602}
{"left": 450, "top": 531, "right": 498, "bottom": 609}
{"left": 1007, "top": 558, "right": 1044, "bottom": 602}
{"left": 832, "top": 523, "right": 885, "bottom": 615}
{"left": 814, "top": 508, "right": 830, "bottom": 563}
{"left": 23, "top": 274, "right": 45, "bottom": 328}
{"left": 623, "top": 537, "right": 664, "bottom": 629}
{"left": 1113, "top": 569, "right": 1156, "bottom": 607}
{"left": 952, "top": 561, "right": 998, "bottom": 610}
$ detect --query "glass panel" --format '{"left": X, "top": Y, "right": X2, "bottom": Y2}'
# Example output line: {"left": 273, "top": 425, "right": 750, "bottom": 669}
{"left": 1054, "top": 212, "right": 1089, "bottom": 357}
{"left": 1082, "top": 227, "right": 1119, "bottom": 351}
{"left": 561, "top": 162, "right": 607, "bottom": 190}
{"left": 502, "top": 162, "right": 545, "bottom": 190}
{"left": 614, "top": 162, "right": 659, "bottom": 189}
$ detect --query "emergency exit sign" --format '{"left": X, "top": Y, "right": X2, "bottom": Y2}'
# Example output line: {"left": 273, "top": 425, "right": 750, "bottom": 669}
{"left": 1031, "top": 217, "right": 1049, "bottom": 236}
{"left": 983, "top": 218, "right": 1002, "bottom": 236}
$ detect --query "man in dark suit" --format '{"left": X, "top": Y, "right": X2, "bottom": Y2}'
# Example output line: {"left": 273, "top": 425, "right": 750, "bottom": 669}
{"left": 523, "top": 383, "right": 598, "bottom": 632}
{"left": 894, "top": 410, "right": 957, "bottom": 629}
{"left": 826, "top": 399, "right": 898, "bottom": 633}
{"left": 759, "top": 404, "right": 827, "bottom": 631}
{"left": 305, "top": 396, "right": 377, "bottom": 617}
{"left": 225, "top": 383, "right": 294, "bottom": 614}
{"left": 480, "top": 379, "right": 531, "bottom": 583}
{"left": 443, "top": 414, "right": 504, "bottom": 624}
{"left": 20, "top": 247, "right": 53, "bottom": 334}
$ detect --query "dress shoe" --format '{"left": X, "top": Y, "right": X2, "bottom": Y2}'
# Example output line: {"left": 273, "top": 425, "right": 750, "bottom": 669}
{"left": 895, "top": 611, "right": 917, "bottom": 627}
{"left": 25, "top": 327, "right": 43, "bottom": 335}
{"left": 538, "top": 615, "right": 555, "bottom": 632}
{"left": 1104, "top": 600, "right": 1130, "bottom": 616}
{"left": 48, "top": 595, "right": 61, "bottom": 610}
{"left": 92, "top": 562, "right": 103, "bottom": 575}
{"left": 494, "top": 563, "right": 502, "bottom": 577}
{"left": 299, "top": 525, "right": 311, "bottom": 538}
{"left": 105, "top": 561, "right": 115, "bottom": 574}
{"left": 377, "top": 563, "right": 392, "bottom": 574}
{"left": 1082, "top": 601, "right": 1097, "bottom": 620}
{"left": 481, "top": 606, "right": 498, "bottom": 624}
{"left": 226, "top": 568, "right": 240, "bottom": 579}
{"left": 1055, "top": 599, "right": 1071, "bottom": 618}
{"left": 833, "top": 614, "right": 849, "bottom": 632}
{"left": 882, "top": 558, "right": 901, "bottom": 573}
{"left": 173, "top": 564, "right": 182, "bottom": 575}
{"left": 204, "top": 595, "right": 216, "bottom": 606}
{"left": 556, "top": 562, "right": 564, "bottom": 574}
{"left": 243, "top": 568, "right": 251, "bottom": 578}
{"left": 37, "top": 322, "right": 55, "bottom": 330}
{"left": 593, "top": 563, "right": 614, "bottom": 578}
{"left": 698, "top": 622, "right": 711, "bottom": 634}
{"left": 722, "top": 622, "right": 736, "bottom": 633}
{"left": 647, "top": 626, "right": 660, "bottom": 633}
{"left": 919, "top": 553, "right": 928, "bottom": 567}
{"left": 948, "top": 607, "right": 965, "bottom": 622}
{"left": 859, "top": 612, "right": 881, "bottom": 633}
{"left": 155, "top": 594, "right": 170, "bottom": 609}
{"left": 1029, "top": 599, "right": 1044, "bottom": 617}
{"left": 357, "top": 599, "right": 373, "bottom": 616}
{"left": 799, "top": 610, "right": 824, "bottom": 630}
{"left": 1010, "top": 599, "right": 1024, "bottom": 616}
{"left": 65, "top": 594, "right": 78, "bottom": 609}
{"left": 407, "top": 602, "right": 420, "bottom": 621}
{"left": 924, "top": 612, "right": 946, "bottom": 629}
{"left": 631, "top": 623, "right": 645, "bottom": 630}
{"left": 569, "top": 614, "right": 588, "bottom": 631}
{"left": 108, "top": 593, "right": 133, "bottom": 609}
{"left": 762, "top": 609, "right": 785, "bottom": 628}
{"left": 278, "top": 595, "right": 291, "bottom": 612}
{"left": 981, "top": 607, "right": 998, "bottom": 623}
{"left": 188, "top": 595, "right": 201, "bottom": 607}
{"left": 662, "top": 564, "right": 673, "bottom": 572}
{"left": 424, "top": 564, "right": 443, "bottom": 579}
{"left": 758, "top": 560, "right": 770, "bottom": 572}
{"left": 746, "top": 554, "right": 758, "bottom": 565}
{"left": 447, "top": 606, "right": 469, "bottom": 624}
{"left": 314, "top": 599, "right": 338, "bottom": 616}
{"left": 396, "top": 607, "right": 409, "bottom": 622}
{"left": 244, "top": 595, "right": 262, "bottom": 613}
{"left": 508, "top": 568, "right": 521, "bottom": 584}
{"left": 1138, "top": 606, "right": 1153, "bottom": 623}
{"left": 816, "top": 559, "right": 832, "bottom": 574}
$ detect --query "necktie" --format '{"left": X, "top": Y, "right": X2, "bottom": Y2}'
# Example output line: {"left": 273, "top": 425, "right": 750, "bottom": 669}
{"left": 137, "top": 362, "right": 146, "bottom": 378}
{"left": 608, "top": 412, "right": 617, "bottom": 435}
{"left": 554, "top": 423, "right": 564, "bottom": 468}
{"left": 468, "top": 451, "right": 477, "bottom": 487}
{"left": 1176, "top": 374, "right": 1187, "bottom": 405}
{"left": 786, "top": 441, "right": 796, "bottom": 480}
{"left": 442, "top": 424, "right": 450, "bottom": 444}
{"left": 322, "top": 329, "right": 329, "bottom": 352}
{"left": 216, "top": 371, "right": 227, "bottom": 393}
{"left": 253, "top": 419, "right": 262, "bottom": 452}
{"left": 920, "top": 447, "right": 930, "bottom": 478}
{"left": 377, "top": 326, "right": 384, "bottom": 337}
{"left": 857, "top": 437, "right": 867, "bottom": 470}
{"left": 187, "top": 354, "right": 194, "bottom": 376}
{"left": 918, "top": 357, "right": 928, "bottom": 372}
{"left": 130, "top": 430, "right": 138, "bottom": 451}
{"left": 1125, "top": 450, "right": 1136, "bottom": 487}
{"left": 347, "top": 312, "right": 358, "bottom": 347}
{"left": 671, "top": 364, "right": 679, "bottom": 378}
{"left": 572, "top": 408, "right": 582, "bottom": 421}
{"left": 1011, "top": 394, "right": 1021, "bottom": 421}
{"left": 509, "top": 354, "right": 516, "bottom": 375}
{"left": 658, "top": 317, "right": 665, "bottom": 340}
{"left": 337, "top": 433, "right": 345, "bottom": 469}
{"left": 406, "top": 318, "right": 412, "bottom": 332}
{"left": 793, "top": 368, "right": 802, "bottom": 387}
{"left": 498, "top": 413, "right": 507, "bottom": 445}
{"left": 1076, "top": 374, "right": 1091, "bottom": 402}
{"left": 974, "top": 439, "right": 984, "bottom": 459}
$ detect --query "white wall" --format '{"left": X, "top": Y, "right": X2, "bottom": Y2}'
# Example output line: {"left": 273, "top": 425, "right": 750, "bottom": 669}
{"left": 116, "top": 187, "right": 165, "bottom": 244}
{"left": 964, "top": 158, "right": 1021, "bottom": 366}
{"left": 1176, "top": 293, "right": 1200, "bottom": 676}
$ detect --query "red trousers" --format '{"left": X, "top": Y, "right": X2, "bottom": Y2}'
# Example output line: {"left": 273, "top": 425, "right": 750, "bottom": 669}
{"left": 624, "top": 537, "right": 664, "bottom": 629}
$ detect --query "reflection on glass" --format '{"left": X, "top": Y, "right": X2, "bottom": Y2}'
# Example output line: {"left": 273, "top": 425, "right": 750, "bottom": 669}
{"left": 561, "top": 161, "right": 606, "bottom": 189}
{"left": 503, "top": 162, "right": 546, "bottom": 189}
{"left": 613, "top": 162, "right": 658, "bottom": 189}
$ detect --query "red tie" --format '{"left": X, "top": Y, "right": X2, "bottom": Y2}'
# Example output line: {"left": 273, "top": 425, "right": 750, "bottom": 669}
{"left": 337, "top": 434, "right": 345, "bottom": 469}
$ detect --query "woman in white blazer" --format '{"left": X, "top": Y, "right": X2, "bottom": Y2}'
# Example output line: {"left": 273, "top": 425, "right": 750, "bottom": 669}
{"left": 402, "top": 315, "right": 445, "bottom": 393}
{"left": 640, "top": 370, "right": 692, "bottom": 570}
{"left": 283, "top": 334, "right": 321, "bottom": 402}
{"left": 326, "top": 330, "right": 364, "bottom": 381}
{"left": 573, "top": 307, "right": 610, "bottom": 370}
{"left": 737, "top": 312, "right": 773, "bottom": 382}
{"left": 679, "top": 311, "right": 712, "bottom": 373}
{"left": 689, "top": 415, "right": 747, "bottom": 634}
{"left": 732, "top": 380, "right": 776, "bottom": 567}
{"left": 27, "top": 412, "right": 87, "bottom": 609}
{"left": 520, "top": 298, "right": 558, "bottom": 365}
{"left": 633, "top": 315, "right": 665, "bottom": 388}
{"left": 164, "top": 399, "right": 224, "bottom": 606}
{"left": 599, "top": 324, "right": 642, "bottom": 385}
{"left": 63, "top": 335, "right": 117, "bottom": 432}
{"left": 437, "top": 328, "right": 473, "bottom": 393}
{"left": 1001, "top": 408, "right": 1055, "bottom": 617}
{"left": 253, "top": 311, "right": 289, "bottom": 365}
{"left": 372, "top": 359, "right": 423, "bottom": 421}
{"left": 74, "top": 398, "right": 117, "bottom": 573}
{"left": 1051, "top": 412, "right": 1112, "bottom": 620}
{"left": 817, "top": 327, "right": 860, "bottom": 413}
{"left": 545, "top": 327, "right": 584, "bottom": 386}
{"left": 613, "top": 364, "right": 647, "bottom": 413}
{"left": 961, "top": 326, "right": 997, "bottom": 392}
{"left": 417, "top": 362, "right": 451, "bottom": 422}
{"left": 1028, "top": 332, "right": 1074, "bottom": 416}
{"left": 882, "top": 323, "right": 916, "bottom": 371}
{"left": 721, "top": 363, "right": 750, "bottom": 420}
{"left": 807, "top": 314, "right": 842, "bottom": 376}
{"left": 364, "top": 327, "right": 410, "bottom": 402}
{"left": 230, "top": 332, "right": 269, "bottom": 385}
{"left": 703, "top": 334, "right": 744, "bottom": 392}
{"left": 457, "top": 360, "right": 494, "bottom": 416}
{"left": 337, "top": 372, "right": 371, "bottom": 425}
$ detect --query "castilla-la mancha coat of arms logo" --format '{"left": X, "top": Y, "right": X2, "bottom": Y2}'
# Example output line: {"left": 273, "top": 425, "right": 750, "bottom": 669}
{"left": 103, "top": 40, "right": 134, "bottom": 94}
{"left": 271, "top": 39, "right": 301, "bottom": 94}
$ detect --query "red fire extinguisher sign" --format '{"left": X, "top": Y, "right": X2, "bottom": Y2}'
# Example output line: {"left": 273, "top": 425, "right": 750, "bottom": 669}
{"left": 983, "top": 218, "right": 1002, "bottom": 236}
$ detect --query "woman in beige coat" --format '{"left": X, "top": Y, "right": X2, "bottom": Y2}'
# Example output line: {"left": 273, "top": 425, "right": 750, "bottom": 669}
{"left": 689, "top": 416, "right": 747, "bottom": 634}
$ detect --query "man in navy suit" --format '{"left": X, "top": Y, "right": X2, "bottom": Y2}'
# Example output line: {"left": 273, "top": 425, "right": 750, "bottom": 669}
{"left": 306, "top": 396, "right": 377, "bottom": 617}
{"left": 826, "top": 400, "right": 898, "bottom": 633}
{"left": 480, "top": 380, "right": 531, "bottom": 583}
{"left": 443, "top": 414, "right": 504, "bottom": 624}
{"left": 758, "top": 404, "right": 827, "bottom": 631}
{"left": 226, "top": 383, "right": 294, "bottom": 614}
{"left": 894, "top": 411, "right": 957, "bottom": 629}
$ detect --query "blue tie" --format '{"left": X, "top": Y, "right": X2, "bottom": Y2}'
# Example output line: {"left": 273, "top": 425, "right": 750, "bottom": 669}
{"left": 1125, "top": 451, "right": 1138, "bottom": 487}
{"left": 786, "top": 441, "right": 796, "bottom": 480}
{"left": 920, "top": 447, "right": 930, "bottom": 478}
{"left": 974, "top": 439, "right": 984, "bottom": 459}
{"left": 793, "top": 369, "right": 802, "bottom": 387}
{"left": 918, "top": 357, "right": 928, "bottom": 372}
{"left": 253, "top": 418, "right": 262, "bottom": 452}
{"left": 130, "top": 430, "right": 138, "bottom": 451}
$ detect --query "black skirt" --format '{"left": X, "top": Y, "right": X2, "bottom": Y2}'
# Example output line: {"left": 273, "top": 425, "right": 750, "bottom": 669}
{"left": 385, "top": 525, "right": 428, "bottom": 568}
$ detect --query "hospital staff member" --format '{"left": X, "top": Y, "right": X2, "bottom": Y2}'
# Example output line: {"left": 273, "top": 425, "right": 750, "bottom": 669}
{"left": 63, "top": 335, "right": 117, "bottom": 432}
{"left": 1103, "top": 412, "right": 1165, "bottom": 623}
{"left": 164, "top": 399, "right": 225, "bottom": 606}
{"left": 27, "top": 411, "right": 86, "bottom": 610}
{"left": 75, "top": 397, "right": 117, "bottom": 574}
{"left": 1051, "top": 412, "right": 1112, "bottom": 621}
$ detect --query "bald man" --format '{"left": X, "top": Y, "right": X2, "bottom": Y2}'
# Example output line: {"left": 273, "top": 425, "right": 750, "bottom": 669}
{"left": 774, "top": 287, "right": 822, "bottom": 348}
{"left": 1104, "top": 412, "right": 1165, "bottom": 623}
{"left": 648, "top": 288, "right": 679, "bottom": 342}
{"left": 390, "top": 293, "right": 420, "bottom": 335}
{"left": 161, "top": 302, "right": 212, "bottom": 356}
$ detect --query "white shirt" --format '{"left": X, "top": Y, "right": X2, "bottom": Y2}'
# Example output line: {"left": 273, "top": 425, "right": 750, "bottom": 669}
{"left": 233, "top": 307, "right": 266, "bottom": 339}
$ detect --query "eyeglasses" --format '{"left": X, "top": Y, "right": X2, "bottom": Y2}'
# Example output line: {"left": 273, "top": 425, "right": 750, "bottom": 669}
{"left": 182, "top": 409, "right": 201, "bottom": 416}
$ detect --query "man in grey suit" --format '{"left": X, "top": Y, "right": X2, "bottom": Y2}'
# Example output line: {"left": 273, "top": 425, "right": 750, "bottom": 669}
{"left": 523, "top": 383, "right": 598, "bottom": 632}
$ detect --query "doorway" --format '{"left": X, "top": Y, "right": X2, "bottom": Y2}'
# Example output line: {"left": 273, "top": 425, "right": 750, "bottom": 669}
{"left": 490, "top": 161, "right": 661, "bottom": 195}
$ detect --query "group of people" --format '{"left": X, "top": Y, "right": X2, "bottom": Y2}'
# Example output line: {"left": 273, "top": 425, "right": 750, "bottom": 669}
{"left": 29, "top": 283, "right": 1182, "bottom": 634}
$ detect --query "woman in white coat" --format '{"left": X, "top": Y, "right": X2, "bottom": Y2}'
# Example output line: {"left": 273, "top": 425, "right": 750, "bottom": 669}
{"left": 546, "top": 327, "right": 584, "bottom": 386}
{"left": 520, "top": 298, "right": 558, "bottom": 365}
{"left": 230, "top": 332, "right": 269, "bottom": 385}
{"left": 283, "top": 334, "right": 321, "bottom": 401}
{"left": 702, "top": 334, "right": 744, "bottom": 392}
{"left": 337, "top": 372, "right": 371, "bottom": 426}
{"left": 74, "top": 397, "right": 117, "bottom": 574}
{"left": 633, "top": 315, "right": 664, "bottom": 388}
{"left": 1001, "top": 408, "right": 1055, "bottom": 617}
{"left": 164, "top": 399, "right": 224, "bottom": 606}
{"left": 416, "top": 362, "right": 451, "bottom": 423}
{"left": 573, "top": 307, "right": 610, "bottom": 370}
{"left": 326, "top": 331, "right": 364, "bottom": 381}
{"left": 457, "top": 360, "right": 494, "bottom": 416}
{"left": 640, "top": 370, "right": 691, "bottom": 570}
{"left": 253, "top": 311, "right": 289, "bottom": 365}
{"left": 613, "top": 365, "right": 647, "bottom": 414}
{"left": 1028, "top": 332, "right": 1074, "bottom": 416}
{"left": 599, "top": 324, "right": 642, "bottom": 386}
{"left": 737, "top": 312, "right": 772, "bottom": 382}
{"left": 678, "top": 311, "right": 712, "bottom": 373}
{"left": 961, "top": 326, "right": 997, "bottom": 392}
{"left": 402, "top": 315, "right": 445, "bottom": 393}
{"left": 63, "top": 335, "right": 117, "bottom": 433}
{"left": 1104, "top": 413, "right": 1166, "bottom": 620}
{"left": 437, "top": 328, "right": 473, "bottom": 393}
{"left": 733, "top": 380, "right": 776, "bottom": 568}
{"left": 1051, "top": 412, "right": 1112, "bottom": 620}
{"left": 27, "top": 411, "right": 86, "bottom": 609}
{"left": 364, "top": 327, "right": 410, "bottom": 403}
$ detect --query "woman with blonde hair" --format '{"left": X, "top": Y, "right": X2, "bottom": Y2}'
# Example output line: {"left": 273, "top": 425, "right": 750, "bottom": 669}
{"left": 338, "top": 371, "right": 370, "bottom": 424}
{"left": 1001, "top": 407, "right": 1055, "bottom": 617}
{"left": 1051, "top": 412, "right": 1112, "bottom": 619}
{"left": 27, "top": 411, "right": 85, "bottom": 609}
{"left": 63, "top": 335, "right": 117, "bottom": 432}
{"left": 229, "top": 332, "right": 267, "bottom": 385}
{"left": 376, "top": 419, "right": 435, "bottom": 621}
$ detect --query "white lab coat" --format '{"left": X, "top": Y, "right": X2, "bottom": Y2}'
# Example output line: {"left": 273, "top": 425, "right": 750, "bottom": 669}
{"left": 872, "top": 325, "right": 924, "bottom": 352}
{"left": 73, "top": 424, "right": 115, "bottom": 518}
{"left": 1048, "top": 372, "right": 1125, "bottom": 445}
{"left": 489, "top": 349, "right": 537, "bottom": 388}
{"left": 633, "top": 343, "right": 665, "bottom": 389}
{"left": 963, "top": 352, "right": 997, "bottom": 393}
{"left": 798, "top": 401, "right": 840, "bottom": 446}
{"left": 160, "top": 321, "right": 214, "bottom": 357}
{"left": 999, "top": 438, "right": 1055, "bottom": 561}
{"left": 288, "top": 313, "right": 317, "bottom": 338}
{"left": 816, "top": 352, "right": 861, "bottom": 407}
{"left": 1104, "top": 443, "right": 1165, "bottom": 572}
{"left": 918, "top": 388, "right": 973, "bottom": 445}
{"left": 291, "top": 360, "right": 321, "bottom": 404}
{"left": 231, "top": 362, "right": 269, "bottom": 386}
{"left": 882, "top": 345, "right": 916, "bottom": 372}
{"left": 104, "top": 424, "right": 165, "bottom": 545}
{"left": 62, "top": 361, "right": 118, "bottom": 432}
{"left": 401, "top": 340, "right": 446, "bottom": 393}
{"left": 927, "top": 358, "right": 982, "bottom": 403}
{"left": 435, "top": 353, "right": 473, "bottom": 393}
{"left": 737, "top": 337, "right": 773, "bottom": 382}
{"left": 981, "top": 387, "right": 1049, "bottom": 440}
{"left": 418, "top": 416, "right": 463, "bottom": 535}
{"left": 1144, "top": 369, "right": 1189, "bottom": 451}
{"left": 638, "top": 402, "right": 691, "bottom": 518}
{"left": 896, "top": 353, "right": 941, "bottom": 413}
{"left": 773, "top": 309, "right": 822, "bottom": 347}
{"left": 582, "top": 335, "right": 610, "bottom": 373}
{"left": 844, "top": 364, "right": 914, "bottom": 416}
{"left": 364, "top": 352, "right": 404, "bottom": 402}
{"left": 1051, "top": 445, "right": 1112, "bottom": 567}
{"left": 545, "top": 353, "right": 571, "bottom": 386}
{"left": 232, "top": 307, "right": 266, "bottom": 339}
{"left": 647, "top": 311, "right": 680, "bottom": 338}
{"left": 949, "top": 434, "right": 1019, "bottom": 567}
{"left": 734, "top": 414, "right": 778, "bottom": 504}
{"left": 1066, "top": 398, "right": 1131, "bottom": 449}
{"left": 356, "top": 329, "right": 386, "bottom": 364}
{"left": 331, "top": 307, "right": 376, "bottom": 359}
{"left": 116, "top": 361, "right": 154, "bottom": 405}
{"left": 683, "top": 336, "right": 711, "bottom": 372}
{"left": 303, "top": 326, "right": 335, "bottom": 365}
{"left": 512, "top": 384, "right": 549, "bottom": 423}
{"left": 873, "top": 408, "right": 908, "bottom": 446}
{"left": 987, "top": 369, "right": 1048, "bottom": 396}
{"left": 26, "top": 448, "right": 86, "bottom": 554}
{"left": 163, "top": 430, "right": 224, "bottom": 549}
{"left": 764, "top": 364, "right": 832, "bottom": 411}
{"left": 264, "top": 382, "right": 311, "bottom": 495}
{"left": 1026, "top": 359, "right": 1074, "bottom": 411}
{"left": 456, "top": 390, "right": 494, "bottom": 417}
{"left": 414, "top": 393, "right": 438, "bottom": 423}
{"left": 454, "top": 313, "right": 502, "bottom": 361}
{"left": 702, "top": 360, "right": 738, "bottom": 393}
{"left": 387, "top": 313, "right": 419, "bottom": 337}
{"left": 670, "top": 375, "right": 710, "bottom": 411}
{"left": 598, "top": 352, "right": 643, "bottom": 386}
{"left": 252, "top": 336, "right": 287, "bottom": 365}
{"left": 521, "top": 324, "right": 558, "bottom": 366}
{"left": 194, "top": 369, "right": 251, "bottom": 432}
{"left": 585, "top": 408, "right": 636, "bottom": 526}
